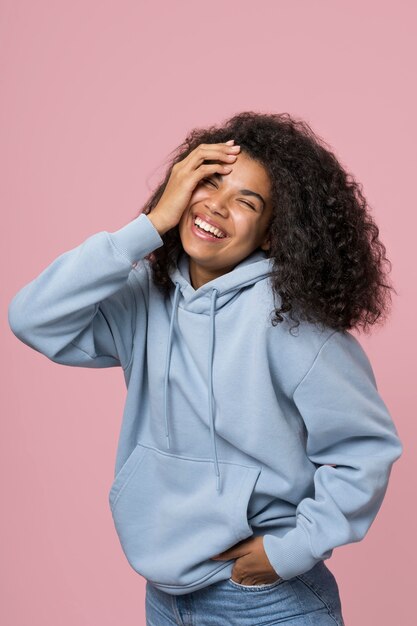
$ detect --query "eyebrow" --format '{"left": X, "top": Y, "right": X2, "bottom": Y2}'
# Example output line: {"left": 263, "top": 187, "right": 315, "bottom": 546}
{"left": 210, "top": 172, "right": 266, "bottom": 210}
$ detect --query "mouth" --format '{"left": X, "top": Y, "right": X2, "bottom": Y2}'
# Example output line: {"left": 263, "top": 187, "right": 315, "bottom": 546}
{"left": 190, "top": 213, "right": 230, "bottom": 243}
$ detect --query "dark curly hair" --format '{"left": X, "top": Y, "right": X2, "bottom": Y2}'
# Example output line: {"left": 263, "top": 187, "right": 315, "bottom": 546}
{"left": 136, "top": 111, "right": 395, "bottom": 334}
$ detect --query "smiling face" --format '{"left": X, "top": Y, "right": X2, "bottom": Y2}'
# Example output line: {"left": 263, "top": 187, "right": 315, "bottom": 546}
{"left": 178, "top": 151, "right": 274, "bottom": 289}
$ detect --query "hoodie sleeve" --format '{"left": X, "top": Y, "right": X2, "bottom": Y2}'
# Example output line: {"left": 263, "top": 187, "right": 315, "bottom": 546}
{"left": 262, "top": 330, "right": 403, "bottom": 580}
{"left": 8, "top": 213, "right": 163, "bottom": 370}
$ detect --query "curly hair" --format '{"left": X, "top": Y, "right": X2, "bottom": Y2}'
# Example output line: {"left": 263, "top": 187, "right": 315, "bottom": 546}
{"left": 137, "top": 111, "right": 395, "bottom": 334}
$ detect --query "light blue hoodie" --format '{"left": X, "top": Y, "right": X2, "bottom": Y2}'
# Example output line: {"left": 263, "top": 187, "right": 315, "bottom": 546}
{"left": 8, "top": 212, "right": 403, "bottom": 595}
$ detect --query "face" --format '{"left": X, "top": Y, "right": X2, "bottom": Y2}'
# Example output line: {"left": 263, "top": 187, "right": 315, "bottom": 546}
{"left": 178, "top": 151, "right": 273, "bottom": 289}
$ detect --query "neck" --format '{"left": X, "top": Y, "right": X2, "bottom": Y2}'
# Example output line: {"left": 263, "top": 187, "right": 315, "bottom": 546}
{"left": 188, "top": 258, "right": 234, "bottom": 290}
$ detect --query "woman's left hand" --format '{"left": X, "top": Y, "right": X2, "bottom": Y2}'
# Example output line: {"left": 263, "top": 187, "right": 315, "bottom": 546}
{"left": 211, "top": 536, "right": 282, "bottom": 585}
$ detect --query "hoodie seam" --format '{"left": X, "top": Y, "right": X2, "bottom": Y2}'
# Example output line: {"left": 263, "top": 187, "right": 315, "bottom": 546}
{"left": 123, "top": 268, "right": 150, "bottom": 372}
{"left": 69, "top": 302, "right": 114, "bottom": 361}
{"left": 134, "top": 442, "right": 261, "bottom": 469}
{"left": 148, "top": 561, "right": 232, "bottom": 590}
{"left": 69, "top": 339, "right": 96, "bottom": 360}
{"left": 67, "top": 290, "right": 135, "bottom": 370}
{"left": 68, "top": 339, "right": 121, "bottom": 364}
{"left": 122, "top": 276, "right": 138, "bottom": 372}
{"left": 292, "top": 330, "right": 339, "bottom": 398}
{"left": 297, "top": 516, "right": 322, "bottom": 560}
{"left": 105, "top": 230, "right": 137, "bottom": 266}
{"left": 69, "top": 301, "right": 100, "bottom": 359}
{"left": 232, "top": 466, "right": 258, "bottom": 543}
{"left": 174, "top": 288, "right": 243, "bottom": 314}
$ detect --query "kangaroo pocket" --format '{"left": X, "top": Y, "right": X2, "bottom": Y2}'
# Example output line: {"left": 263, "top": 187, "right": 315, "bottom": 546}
{"left": 108, "top": 442, "right": 262, "bottom": 589}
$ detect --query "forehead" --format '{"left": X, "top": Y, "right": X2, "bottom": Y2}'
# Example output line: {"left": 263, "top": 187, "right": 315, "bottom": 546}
{"left": 207, "top": 151, "right": 271, "bottom": 195}
{"left": 225, "top": 152, "right": 271, "bottom": 195}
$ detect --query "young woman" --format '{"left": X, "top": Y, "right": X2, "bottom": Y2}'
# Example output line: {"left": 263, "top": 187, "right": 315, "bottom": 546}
{"left": 8, "top": 111, "right": 403, "bottom": 625}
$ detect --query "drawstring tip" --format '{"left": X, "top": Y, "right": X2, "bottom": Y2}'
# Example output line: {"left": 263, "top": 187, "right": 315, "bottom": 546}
{"left": 216, "top": 473, "right": 221, "bottom": 493}
{"left": 165, "top": 433, "right": 171, "bottom": 449}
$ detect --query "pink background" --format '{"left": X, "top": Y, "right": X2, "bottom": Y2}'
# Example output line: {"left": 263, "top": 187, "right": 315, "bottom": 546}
{"left": 1, "top": 1, "right": 415, "bottom": 624}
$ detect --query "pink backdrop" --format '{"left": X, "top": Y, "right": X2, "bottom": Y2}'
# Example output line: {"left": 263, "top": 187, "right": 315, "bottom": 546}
{"left": 1, "top": 1, "right": 414, "bottom": 624}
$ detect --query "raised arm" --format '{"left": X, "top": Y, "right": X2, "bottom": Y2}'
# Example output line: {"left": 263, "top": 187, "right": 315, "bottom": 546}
{"left": 8, "top": 213, "right": 163, "bottom": 369}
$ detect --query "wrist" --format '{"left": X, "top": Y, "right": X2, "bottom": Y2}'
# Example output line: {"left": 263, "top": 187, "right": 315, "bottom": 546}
{"left": 147, "top": 212, "right": 173, "bottom": 236}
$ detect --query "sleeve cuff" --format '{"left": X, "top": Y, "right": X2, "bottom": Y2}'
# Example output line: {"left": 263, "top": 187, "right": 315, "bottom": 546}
{"left": 107, "top": 213, "right": 164, "bottom": 264}
{"left": 262, "top": 523, "right": 330, "bottom": 580}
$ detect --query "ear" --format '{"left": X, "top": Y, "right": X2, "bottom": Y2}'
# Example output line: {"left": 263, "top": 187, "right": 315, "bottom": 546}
{"left": 260, "top": 217, "right": 272, "bottom": 251}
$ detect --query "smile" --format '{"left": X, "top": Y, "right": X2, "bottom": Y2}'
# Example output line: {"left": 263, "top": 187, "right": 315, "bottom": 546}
{"left": 190, "top": 217, "right": 229, "bottom": 243}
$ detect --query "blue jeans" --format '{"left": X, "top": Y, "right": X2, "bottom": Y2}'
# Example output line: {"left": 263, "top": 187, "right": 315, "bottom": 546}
{"left": 145, "top": 560, "right": 345, "bottom": 625}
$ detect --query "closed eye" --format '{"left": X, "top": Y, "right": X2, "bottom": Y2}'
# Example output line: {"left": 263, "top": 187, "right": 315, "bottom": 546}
{"left": 201, "top": 178, "right": 257, "bottom": 211}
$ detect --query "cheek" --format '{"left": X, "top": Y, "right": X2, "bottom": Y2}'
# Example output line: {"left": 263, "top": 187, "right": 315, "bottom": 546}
{"left": 191, "top": 187, "right": 208, "bottom": 202}
{"left": 181, "top": 190, "right": 208, "bottom": 220}
{"left": 234, "top": 215, "right": 259, "bottom": 240}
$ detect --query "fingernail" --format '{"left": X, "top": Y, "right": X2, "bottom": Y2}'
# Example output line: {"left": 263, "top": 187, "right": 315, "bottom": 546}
{"left": 225, "top": 139, "right": 235, "bottom": 145}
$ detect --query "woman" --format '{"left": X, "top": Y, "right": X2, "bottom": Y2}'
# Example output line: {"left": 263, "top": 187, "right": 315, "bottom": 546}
{"left": 8, "top": 111, "right": 403, "bottom": 625}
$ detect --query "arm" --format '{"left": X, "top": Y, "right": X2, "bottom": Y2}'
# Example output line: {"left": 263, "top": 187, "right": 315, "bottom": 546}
{"left": 8, "top": 213, "right": 163, "bottom": 369}
{"left": 262, "top": 330, "right": 403, "bottom": 580}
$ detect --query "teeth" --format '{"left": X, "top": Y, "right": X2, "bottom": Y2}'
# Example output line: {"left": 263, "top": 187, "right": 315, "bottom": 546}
{"left": 194, "top": 217, "right": 226, "bottom": 238}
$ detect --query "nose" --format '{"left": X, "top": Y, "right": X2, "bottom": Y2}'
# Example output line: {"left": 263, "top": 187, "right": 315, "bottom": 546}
{"left": 204, "top": 192, "right": 229, "bottom": 217}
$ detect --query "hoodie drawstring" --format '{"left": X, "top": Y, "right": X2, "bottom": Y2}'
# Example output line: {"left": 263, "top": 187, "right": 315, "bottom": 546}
{"left": 163, "top": 282, "right": 181, "bottom": 450}
{"left": 163, "top": 282, "right": 221, "bottom": 494}
{"left": 208, "top": 288, "right": 221, "bottom": 493}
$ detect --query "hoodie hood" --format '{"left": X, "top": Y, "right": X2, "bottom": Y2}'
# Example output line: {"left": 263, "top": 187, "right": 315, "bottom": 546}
{"left": 163, "top": 248, "right": 273, "bottom": 493}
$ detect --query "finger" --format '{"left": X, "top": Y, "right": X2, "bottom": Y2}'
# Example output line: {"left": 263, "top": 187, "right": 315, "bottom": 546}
{"left": 189, "top": 144, "right": 240, "bottom": 169}
{"left": 191, "top": 163, "right": 233, "bottom": 186}
{"left": 181, "top": 142, "right": 237, "bottom": 166}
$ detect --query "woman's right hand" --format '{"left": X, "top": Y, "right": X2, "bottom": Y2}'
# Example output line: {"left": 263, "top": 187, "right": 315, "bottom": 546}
{"left": 147, "top": 140, "right": 241, "bottom": 235}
